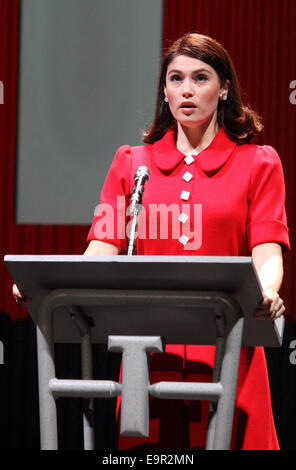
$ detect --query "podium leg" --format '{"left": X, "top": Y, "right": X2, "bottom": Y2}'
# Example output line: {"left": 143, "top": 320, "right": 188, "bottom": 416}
{"left": 205, "top": 335, "right": 224, "bottom": 450}
{"left": 81, "top": 328, "right": 95, "bottom": 450}
{"left": 69, "top": 306, "right": 95, "bottom": 450}
{"left": 213, "top": 315, "right": 244, "bottom": 450}
{"left": 36, "top": 316, "right": 58, "bottom": 450}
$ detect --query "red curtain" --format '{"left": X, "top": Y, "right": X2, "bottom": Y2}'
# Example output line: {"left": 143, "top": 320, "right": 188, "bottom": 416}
{"left": 0, "top": 0, "right": 295, "bottom": 320}
{"left": 163, "top": 0, "right": 296, "bottom": 321}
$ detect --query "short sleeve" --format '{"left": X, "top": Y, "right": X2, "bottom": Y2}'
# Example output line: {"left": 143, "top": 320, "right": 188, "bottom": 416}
{"left": 87, "top": 145, "right": 132, "bottom": 253}
{"left": 247, "top": 145, "right": 290, "bottom": 252}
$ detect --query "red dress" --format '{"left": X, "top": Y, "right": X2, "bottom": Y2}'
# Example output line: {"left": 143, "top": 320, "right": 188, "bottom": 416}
{"left": 87, "top": 127, "right": 290, "bottom": 450}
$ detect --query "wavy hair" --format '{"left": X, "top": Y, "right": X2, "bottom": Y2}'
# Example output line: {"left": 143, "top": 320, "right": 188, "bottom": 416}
{"left": 143, "top": 32, "right": 263, "bottom": 144}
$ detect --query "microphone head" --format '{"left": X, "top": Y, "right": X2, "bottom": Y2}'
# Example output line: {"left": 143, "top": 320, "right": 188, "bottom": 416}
{"left": 135, "top": 166, "right": 149, "bottom": 182}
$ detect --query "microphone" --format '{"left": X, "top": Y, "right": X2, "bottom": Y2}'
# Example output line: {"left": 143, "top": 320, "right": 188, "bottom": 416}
{"left": 126, "top": 166, "right": 149, "bottom": 255}
{"left": 128, "top": 166, "right": 149, "bottom": 217}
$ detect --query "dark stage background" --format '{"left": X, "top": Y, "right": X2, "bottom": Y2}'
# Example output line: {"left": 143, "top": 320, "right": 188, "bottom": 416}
{"left": 0, "top": 0, "right": 295, "bottom": 449}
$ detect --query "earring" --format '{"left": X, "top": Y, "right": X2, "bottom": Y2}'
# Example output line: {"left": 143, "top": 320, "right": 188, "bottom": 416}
{"left": 221, "top": 94, "right": 228, "bottom": 101}
{"left": 164, "top": 96, "right": 168, "bottom": 102}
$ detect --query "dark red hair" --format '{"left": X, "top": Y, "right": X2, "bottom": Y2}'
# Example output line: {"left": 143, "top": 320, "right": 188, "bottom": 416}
{"left": 143, "top": 32, "right": 263, "bottom": 144}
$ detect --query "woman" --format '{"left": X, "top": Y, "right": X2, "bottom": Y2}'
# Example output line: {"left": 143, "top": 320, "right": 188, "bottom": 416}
{"left": 14, "top": 33, "right": 289, "bottom": 449}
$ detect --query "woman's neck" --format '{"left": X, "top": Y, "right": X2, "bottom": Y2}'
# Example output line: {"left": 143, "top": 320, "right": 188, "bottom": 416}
{"left": 176, "top": 120, "right": 219, "bottom": 156}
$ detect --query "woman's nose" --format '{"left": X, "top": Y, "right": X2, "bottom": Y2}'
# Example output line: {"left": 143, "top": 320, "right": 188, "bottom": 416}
{"left": 182, "top": 79, "right": 194, "bottom": 97}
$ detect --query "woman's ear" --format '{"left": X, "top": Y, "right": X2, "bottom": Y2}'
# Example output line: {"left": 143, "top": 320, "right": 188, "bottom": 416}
{"left": 219, "top": 79, "right": 230, "bottom": 99}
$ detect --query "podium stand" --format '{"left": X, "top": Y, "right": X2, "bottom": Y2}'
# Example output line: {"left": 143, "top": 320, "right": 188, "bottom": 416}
{"left": 4, "top": 255, "right": 284, "bottom": 450}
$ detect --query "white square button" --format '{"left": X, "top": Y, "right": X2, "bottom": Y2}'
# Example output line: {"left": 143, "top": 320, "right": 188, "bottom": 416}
{"left": 179, "top": 234, "right": 190, "bottom": 246}
{"left": 183, "top": 171, "right": 193, "bottom": 182}
{"left": 178, "top": 213, "right": 189, "bottom": 224}
{"left": 184, "top": 155, "right": 195, "bottom": 165}
{"left": 180, "top": 190, "right": 190, "bottom": 200}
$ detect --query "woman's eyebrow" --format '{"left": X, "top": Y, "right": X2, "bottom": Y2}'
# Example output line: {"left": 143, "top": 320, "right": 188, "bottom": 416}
{"left": 167, "top": 68, "right": 212, "bottom": 75}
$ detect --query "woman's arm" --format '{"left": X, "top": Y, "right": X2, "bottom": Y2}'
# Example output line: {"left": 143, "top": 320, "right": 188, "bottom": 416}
{"left": 83, "top": 240, "right": 119, "bottom": 256}
{"left": 252, "top": 242, "right": 285, "bottom": 320}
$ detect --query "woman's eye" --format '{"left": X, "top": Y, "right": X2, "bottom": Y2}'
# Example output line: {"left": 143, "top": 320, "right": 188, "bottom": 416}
{"left": 170, "top": 74, "right": 181, "bottom": 82}
{"left": 196, "top": 74, "right": 208, "bottom": 82}
{"left": 169, "top": 74, "right": 208, "bottom": 83}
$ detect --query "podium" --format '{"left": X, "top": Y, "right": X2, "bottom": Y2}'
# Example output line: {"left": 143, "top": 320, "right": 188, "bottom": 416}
{"left": 4, "top": 255, "right": 284, "bottom": 450}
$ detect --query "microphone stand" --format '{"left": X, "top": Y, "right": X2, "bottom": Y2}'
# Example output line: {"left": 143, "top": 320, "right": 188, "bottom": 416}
{"left": 126, "top": 202, "right": 142, "bottom": 256}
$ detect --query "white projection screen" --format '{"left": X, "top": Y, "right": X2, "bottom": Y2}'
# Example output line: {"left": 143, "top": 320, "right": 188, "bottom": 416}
{"left": 16, "top": 0, "right": 162, "bottom": 224}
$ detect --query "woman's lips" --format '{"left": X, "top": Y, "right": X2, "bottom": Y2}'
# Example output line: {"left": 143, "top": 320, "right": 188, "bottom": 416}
{"left": 179, "top": 101, "right": 197, "bottom": 114}
{"left": 180, "top": 106, "right": 196, "bottom": 114}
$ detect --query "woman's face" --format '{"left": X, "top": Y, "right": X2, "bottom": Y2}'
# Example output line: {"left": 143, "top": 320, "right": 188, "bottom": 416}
{"left": 164, "top": 55, "right": 228, "bottom": 129}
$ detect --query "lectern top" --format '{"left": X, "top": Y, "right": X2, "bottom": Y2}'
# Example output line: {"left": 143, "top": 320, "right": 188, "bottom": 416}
{"left": 4, "top": 255, "right": 283, "bottom": 347}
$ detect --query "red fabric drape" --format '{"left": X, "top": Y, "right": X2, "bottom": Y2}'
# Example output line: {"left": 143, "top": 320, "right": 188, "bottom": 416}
{"left": 0, "top": 0, "right": 295, "bottom": 320}
{"left": 162, "top": 0, "right": 296, "bottom": 321}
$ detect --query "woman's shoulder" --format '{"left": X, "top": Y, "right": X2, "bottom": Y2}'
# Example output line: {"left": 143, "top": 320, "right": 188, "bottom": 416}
{"left": 112, "top": 143, "right": 152, "bottom": 174}
{"left": 236, "top": 142, "right": 282, "bottom": 167}
{"left": 115, "top": 142, "right": 151, "bottom": 155}
{"left": 116, "top": 142, "right": 153, "bottom": 159}
{"left": 108, "top": 145, "right": 133, "bottom": 174}
{"left": 114, "top": 144, "right": 132, "bottom": 158}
